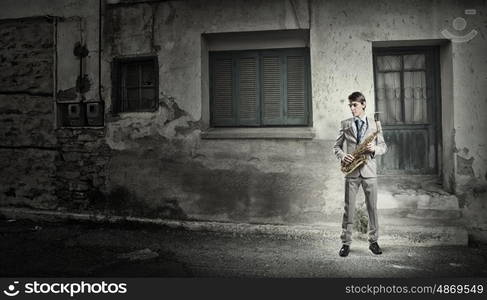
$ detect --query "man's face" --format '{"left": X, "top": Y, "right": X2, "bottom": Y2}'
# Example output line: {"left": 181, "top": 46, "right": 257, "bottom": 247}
{"left": 349, "top": 101, "right": 366, "bottom": 117}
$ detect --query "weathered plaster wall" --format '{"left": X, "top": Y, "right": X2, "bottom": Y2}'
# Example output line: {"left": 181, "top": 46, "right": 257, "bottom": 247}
{"left": 448, "top": 4, "right": 487, "bottom": 227}
{"left": 311, "top": 0, "right": 487, "bottom": 224}
{"left": 1, "top": 0, "right": 486, "bottom": 229}
{"left": 104, "top": 0, "right": 310, "bottom": 120}
{"left": 449, "top": 18, "right": 487, "bottom": 194}
{"left": 98, "top": 0, "right": 487, "bottom": 224}
{"left": 106, "top": 138, "right": 342, "bottom": 223}
{"left": 101, "top": 0, "right": 334, "bottom": 222}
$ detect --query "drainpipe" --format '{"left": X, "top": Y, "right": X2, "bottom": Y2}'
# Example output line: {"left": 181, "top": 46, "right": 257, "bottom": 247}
{"left": 308, "top": 0, "right": 311, "bottom": 29}
{"left": 98, "top": 0, "right": 105, "bottom": 105}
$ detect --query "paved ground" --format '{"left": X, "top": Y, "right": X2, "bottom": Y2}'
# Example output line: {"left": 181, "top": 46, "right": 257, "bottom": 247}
{"left": 1, "top": 218, "right": 487, "bottom": 278}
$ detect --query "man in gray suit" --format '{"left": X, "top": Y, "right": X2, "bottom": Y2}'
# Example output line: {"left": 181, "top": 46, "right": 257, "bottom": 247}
{"left": 333, "top": 92, "right": 387, "bottom": 257}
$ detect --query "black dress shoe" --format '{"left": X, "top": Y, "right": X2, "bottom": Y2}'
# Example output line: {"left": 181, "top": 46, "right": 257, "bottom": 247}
{"left": 339, "top": 245, "right": 350, "bottom": 257}
{"left": 369, "top": 242, "right": 382, "bottom": 255}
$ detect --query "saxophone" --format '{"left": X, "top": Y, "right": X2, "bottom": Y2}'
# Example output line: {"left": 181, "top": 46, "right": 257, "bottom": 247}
{"left": 341, "top": 114, "right": 382, "bottom": 176}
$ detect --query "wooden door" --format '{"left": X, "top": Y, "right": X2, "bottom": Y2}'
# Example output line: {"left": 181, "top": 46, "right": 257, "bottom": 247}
{"left": 373, "top": 47, "right": 440, "bottom": 175}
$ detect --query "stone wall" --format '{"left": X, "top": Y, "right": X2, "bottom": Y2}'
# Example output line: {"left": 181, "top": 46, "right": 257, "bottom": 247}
{"left": 0, "top": 17, "right": 58, "bottom": 209}
{"left": 55, "top": 129, "right": 111, "bottom": 210}
{"left": 0, "top": 17, "right": 53, "bottom": 95}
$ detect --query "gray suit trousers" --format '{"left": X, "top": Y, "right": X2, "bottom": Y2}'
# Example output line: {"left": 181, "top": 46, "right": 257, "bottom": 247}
{"left": 340, "top": 176, "right": 379, "bottom": 246}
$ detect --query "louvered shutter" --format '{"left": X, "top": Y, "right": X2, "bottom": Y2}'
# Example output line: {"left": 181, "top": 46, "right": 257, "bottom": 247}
{"left": 237, "top": 54, "right": 259, "bottom": 126}
{"left": 262, "top": 55, "right": 283, "bottom": 125}
{"left": 211, "top": 55, "right": 235, "bottom": 126}
{"left": 262, "top": 49, "right": 309, "bottom": 125}
{"left": 285, "top": 54, "right": 308, "bottom": 125}
{"left": 210, "top": 48, "right": 310, "bottom": 127}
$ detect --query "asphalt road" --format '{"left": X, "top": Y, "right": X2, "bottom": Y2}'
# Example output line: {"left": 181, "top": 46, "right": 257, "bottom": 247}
{"left": 1, "top": 218, "right": 486, "bottom": 278}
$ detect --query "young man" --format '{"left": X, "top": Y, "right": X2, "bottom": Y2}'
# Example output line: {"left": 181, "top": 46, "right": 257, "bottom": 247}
{"left": 332, "top": 92, "right": 387, "bottom": 257}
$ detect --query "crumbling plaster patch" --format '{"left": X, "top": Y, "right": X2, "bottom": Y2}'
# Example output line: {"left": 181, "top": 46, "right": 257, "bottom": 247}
{"left": 457, "top": 154, "right": 475, "bottom": 177}
{"left": 106, "top": 95, "right": 201, "bottom": 151}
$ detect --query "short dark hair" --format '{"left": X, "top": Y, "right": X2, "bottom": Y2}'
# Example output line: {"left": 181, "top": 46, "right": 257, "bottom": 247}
{"left": 348, "top": 91, "right": 366, "bottom": 104}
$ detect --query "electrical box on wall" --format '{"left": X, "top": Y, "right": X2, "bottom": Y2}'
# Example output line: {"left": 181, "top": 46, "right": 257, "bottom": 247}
{"left": 86, "top": 102, "right": 104, "bottom": 126}
{"left": 58, "top": 103, "right": 85, "bottom": 127}
{"left": 57, "top": 101, "right": 104, "bottom": 127}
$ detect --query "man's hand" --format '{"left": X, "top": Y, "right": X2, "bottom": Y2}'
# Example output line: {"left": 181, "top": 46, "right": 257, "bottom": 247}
{"left": 366, "top": 142, "right": 375, "bottom": 153}
{"left": 342, "top": 154, "right": 355, "bottom": 164}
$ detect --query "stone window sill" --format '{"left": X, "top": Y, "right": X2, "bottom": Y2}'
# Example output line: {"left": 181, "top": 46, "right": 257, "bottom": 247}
{"left": 57, "top": 127, "right": 105, "bottom": 130}
{"left": 200, "top": 127, "right": 315, "bottom": 139}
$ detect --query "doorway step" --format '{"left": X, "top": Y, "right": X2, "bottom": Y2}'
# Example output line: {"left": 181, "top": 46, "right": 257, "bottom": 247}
{"left": 377, "top": 175, "right": 467, "bottom": 246}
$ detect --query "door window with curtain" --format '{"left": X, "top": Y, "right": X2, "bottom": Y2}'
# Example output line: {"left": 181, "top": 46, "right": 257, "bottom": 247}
{"left": 375, "top": 54, "right": 428, "bottom": 124}
{"left": 373, "top": 47, "right": 439, "bottom": 174}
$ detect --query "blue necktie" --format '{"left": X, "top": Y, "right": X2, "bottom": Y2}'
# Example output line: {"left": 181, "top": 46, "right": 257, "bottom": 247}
{"left": 355, "top": 119, "right": 364, "bottom": 144}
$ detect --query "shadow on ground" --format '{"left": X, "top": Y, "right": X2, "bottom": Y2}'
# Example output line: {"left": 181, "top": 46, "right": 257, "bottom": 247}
{"left": 1, "top": 218, "right": 486, "bottom": 277}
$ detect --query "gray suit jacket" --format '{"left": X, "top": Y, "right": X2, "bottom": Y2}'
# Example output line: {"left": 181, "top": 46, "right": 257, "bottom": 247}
{"left": 333, "top": 116, "right": 387, "bottom": 178}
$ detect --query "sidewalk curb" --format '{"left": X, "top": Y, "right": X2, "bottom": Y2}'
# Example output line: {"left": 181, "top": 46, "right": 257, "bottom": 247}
{"left": 0, "top": 207, "right": 338, "bottom": 239}
{"left": 0, "top": 207, "right": 468, "bottom": 246}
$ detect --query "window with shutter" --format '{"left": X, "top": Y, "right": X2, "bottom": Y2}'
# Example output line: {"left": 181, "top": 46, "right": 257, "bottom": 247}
{"left": 112, "top": 56, "right": 158, "bottom": 113}
{"left": 210, "top": 48, "right": 310, "bottom": 127}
